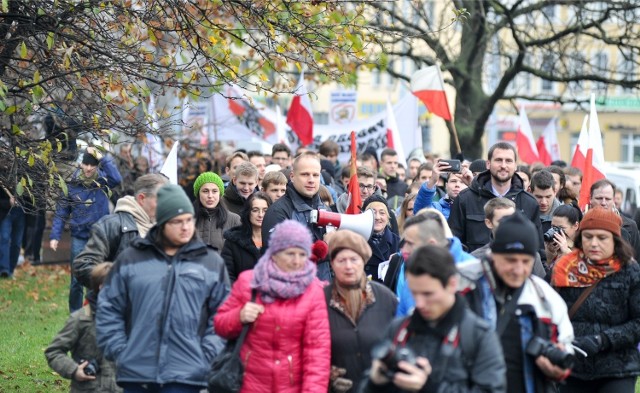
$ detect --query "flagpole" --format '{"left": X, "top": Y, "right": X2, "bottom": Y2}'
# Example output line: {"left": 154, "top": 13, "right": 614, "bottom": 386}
{"left": 448, "top": 118, "right": 462, "bottom": 155}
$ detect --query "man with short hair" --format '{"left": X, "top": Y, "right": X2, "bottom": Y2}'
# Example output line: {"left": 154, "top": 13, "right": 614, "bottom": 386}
{"left": 361, "top": 244, "right": 506, "bottom": 393}
{"left": 467, "top": 212, "right": 574, "bottom": 393}
{"left": 448, "top": 142, "right": 543, "bottom": 252}
{"left": 247, "top": 151, "right": 266, "bottom": 182}
{"left": 380, "top": 148, "right": 408, "bottom": 199}
{"left": 589, "top": 179, "right": 640, "bottom": 258}
{"left": 407, "top": 157, "right": 424, "bottom": 180}
{"left": 564, "top": 167, "right": 582, "bottom": 197}
{"left": 262, "top": 152, "right": 326, "bottom": 250}
{"left": 221, "top": 161, "right": 258, "bottom": 215}
{"left": 529, "top": 170, "right": 560, "bottom": 234}
{"left": 336, "top": 166, "right": 378, "bottom": 213}
{"left": 319, "top": 139, "right": 341, "bottom": 178}
{"left": 260, "top": 171, "right": 287, "bottom": 202}
{"left": 271, "top": 143, "right": 292, "bottom": 169}
{"left": 97, "top": 184, "right": 229, "bottom": 392}
{"left": 223, "top": 151, "right": 248, "bottom": 185}
{"left": 546, "top": 165, "right": 565, "bottom": 195}
{"left": 73, "top": 173, "right": 169, "bottom": 288}
{"left": 413, "top": 159, "right": 467, "bottom": 219}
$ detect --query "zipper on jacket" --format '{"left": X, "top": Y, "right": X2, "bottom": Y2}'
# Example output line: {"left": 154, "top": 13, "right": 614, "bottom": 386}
{"left": 243, "top": 350, "right": 252, "bottom": 367}
{"left": 287, "top": 355, "right": 293, "bottom": 385}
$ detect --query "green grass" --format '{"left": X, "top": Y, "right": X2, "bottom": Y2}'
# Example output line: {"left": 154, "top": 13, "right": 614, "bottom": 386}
{"left": 0, "top": 263, "right": 70, "bottom": 393}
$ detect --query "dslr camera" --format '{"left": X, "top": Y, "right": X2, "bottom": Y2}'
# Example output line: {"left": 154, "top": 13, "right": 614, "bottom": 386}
{"left": 79, "top": 358, "right": 100, "bottom": 376}
{"left": 543, "top": 226, "right": 565, "bottom": 243}
{"left": 371, "top": 340, "right": 418, "bottom": 378}
{"left": 526, "top": 337, "right": 575, "bottom": 369}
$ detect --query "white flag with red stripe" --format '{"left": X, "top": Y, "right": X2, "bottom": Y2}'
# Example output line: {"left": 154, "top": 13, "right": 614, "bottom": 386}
{"left": 579, "top": 95, "right": 606, "bottom": 209}
{"left": 385, "top": 98, "right": 407, "bottom": 166}
{"left": 536, "top": 118, "right": 560, "bottom": 166}
{"left": 286, "top": 71, "right": 314, "bottom": 146}
{"left": 515, "top": 106, "right": 539, "bottom": 164}
{"left": 410, "top": 66, "right": 452, "bottom": 120}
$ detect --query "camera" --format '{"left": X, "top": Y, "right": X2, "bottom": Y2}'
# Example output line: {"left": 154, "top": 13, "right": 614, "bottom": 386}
{"left": 543, "top": 226, "right": 565, "bottom": 242}
{"left": 79, "top": 359, "right": 100, "bottom": 376}
{"left": 371, "top": 340, "right": 417, "bottom": 377}
{"left": 526, "top": 337, "right": 575, "bottom": 369}
{"left": 439, "top": 159, "right": 461, "bottom": 173}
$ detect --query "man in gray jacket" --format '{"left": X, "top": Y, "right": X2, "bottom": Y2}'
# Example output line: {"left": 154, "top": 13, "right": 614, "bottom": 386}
{"left": 73, "top": 173, "right": 168, "bottom": 288}
{"left": 97, "top": 184, "right": 230, "bottom": 392}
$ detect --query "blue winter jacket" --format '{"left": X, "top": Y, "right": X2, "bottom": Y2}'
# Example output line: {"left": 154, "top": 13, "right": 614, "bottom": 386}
{"left": 50, "top": 155, "right": 122, "bottom": 240}
{"left": 396, "top": 236, "right": 475, "bottom": 316}
{"left": 96, "top": 227, "right": 230, "bottom": 387}
{"left": 413, "top": 183, "right": 452, "bottom": 219}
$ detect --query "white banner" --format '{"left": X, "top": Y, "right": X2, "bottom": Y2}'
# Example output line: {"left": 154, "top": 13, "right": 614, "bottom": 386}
{"left": 329, "top": 90, "right": 357, "bottom": 125}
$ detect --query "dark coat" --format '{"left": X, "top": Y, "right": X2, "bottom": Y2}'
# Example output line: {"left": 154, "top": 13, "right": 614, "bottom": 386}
{"left": 448, "top": 170, "right": 543, "bottom": 253}
{"left": 73, "top": 211, "right": 139, "bottom": 288}
{"left": 325, "top": 281, "right": 397, "bottom": 391}
{"left": 621, "top": 215, "right": 640, "bottom": 259}
{"left": 262, "top": 182, "right": 327, "bottom": 249}
{"left": 556, "top": 261, "right": 640, "bottom": 380}
{"left": 96, "top": 227, "right": 230, "bottom": 387}
{"left": 366, "top": 227, "right": 399, "bottom": 283}
{"left": 359, "top": 295, "right": 506, "bottom": 393}
{"left": 0, "top": 187, "right": 11, "bottom": 223}
{"left": 221, "top": 226, "right": 261, "bottom": 283}
{"left": 384, "top": 175, "right": 407, "bottom": 200}
{"left": 221, "top": 183, "right": 247, "bottom": 215}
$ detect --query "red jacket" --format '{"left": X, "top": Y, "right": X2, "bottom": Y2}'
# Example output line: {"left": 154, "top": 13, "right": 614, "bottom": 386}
{"left": 214, "top": 270, "right": 330, "bottom": 393}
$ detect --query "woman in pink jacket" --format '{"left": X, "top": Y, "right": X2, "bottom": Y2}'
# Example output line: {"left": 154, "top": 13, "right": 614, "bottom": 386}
{"left": 214, "top": 220, "right": 330, "bottom": 393}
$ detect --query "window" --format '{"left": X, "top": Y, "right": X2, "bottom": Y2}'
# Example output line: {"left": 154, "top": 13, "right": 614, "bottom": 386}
{"left": 618, "top": 49, "right": 636, "bottom": 94}
{"left": 621, "top": 133, "right": 640, "bottom": 163}
{"left": 593, "top": 52, "right": 608, "bottom": 92}
{"left": 568, "top": 52, "right": 586, "bottom": 92}
{"left": 541, "top": 54, "right": 555, "bottom": 92}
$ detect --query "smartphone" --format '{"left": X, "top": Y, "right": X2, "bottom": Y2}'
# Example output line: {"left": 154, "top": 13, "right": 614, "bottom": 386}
{"left": 439, "top": 159, "right": 461, "bottom": 172}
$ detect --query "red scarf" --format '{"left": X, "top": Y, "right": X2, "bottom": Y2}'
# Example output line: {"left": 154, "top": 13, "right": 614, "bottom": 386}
{"left": 552, "top": 249, "right": 622, "bottom": 287}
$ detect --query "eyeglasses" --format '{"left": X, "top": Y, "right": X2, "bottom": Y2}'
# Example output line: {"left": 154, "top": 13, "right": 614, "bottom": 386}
{"left": 166, "top": 216, "right": 195, "bottom": 227}
{"left": 359, "top": 183, "right": 375, "bottom": 191}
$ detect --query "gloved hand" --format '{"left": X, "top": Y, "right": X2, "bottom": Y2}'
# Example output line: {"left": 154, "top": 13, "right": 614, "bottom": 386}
{"left": 573, "top": 335, "right": 603, "bottom": 356}
{"left": 330, "top": 366, "right": 353, "bottom": 393}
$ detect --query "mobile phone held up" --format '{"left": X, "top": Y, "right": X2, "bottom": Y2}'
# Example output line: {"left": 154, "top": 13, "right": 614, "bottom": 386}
{"left": 439, "top": 159, "right": 461, "bottom": 173}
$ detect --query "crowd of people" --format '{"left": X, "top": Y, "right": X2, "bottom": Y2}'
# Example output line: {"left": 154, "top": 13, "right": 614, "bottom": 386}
{"left": 2, "top": 138, "right": 640, "bottom": 393}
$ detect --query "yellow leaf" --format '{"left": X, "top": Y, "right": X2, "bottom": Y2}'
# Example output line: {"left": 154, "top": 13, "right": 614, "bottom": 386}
{"left": 296, "top": 62, "right": 302, "bottom": 73}
{"left": 208, "top": 35, "right": 218, "bottom": 45}
{"left": 259, "top": 74, "right": 269, "bottom": 82}
{"left": 20, "top": 42, "right": 27, "bottom": 58}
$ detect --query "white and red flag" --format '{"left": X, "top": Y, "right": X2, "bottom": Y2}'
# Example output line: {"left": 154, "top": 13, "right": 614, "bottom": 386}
{"left": 286, "top": 71, "right": 314, "bottom": 146}
{"left": 410, "top": 65, "right": 452, "bottom": 120}
{"left": 515, "top": 106, "right": 539, "bottom": 164}
{"left": 570, "top": 115, "right": 589, "bottom": 169}
{"left": 579, "top": 95, "right": 606, "bottom": 210}
{"left": 385, "top": 98, "right": 407, "bottom": 166}
{"left": 536, "top": 118, "right": 561, "bottom": 166}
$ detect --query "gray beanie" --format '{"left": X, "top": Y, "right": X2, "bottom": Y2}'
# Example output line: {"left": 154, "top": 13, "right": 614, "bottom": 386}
{"left": 155, "top": 184, "right": 195, "bottom": 226}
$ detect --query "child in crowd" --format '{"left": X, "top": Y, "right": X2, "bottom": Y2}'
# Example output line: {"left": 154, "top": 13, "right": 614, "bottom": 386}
{"left": 45, "top": 262, "right": 121, "bottom": 392}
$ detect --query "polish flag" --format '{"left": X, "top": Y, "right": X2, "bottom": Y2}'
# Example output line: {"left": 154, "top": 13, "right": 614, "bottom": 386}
{"left": 385, "top": 98, "right": 407, "bottom": 166}
{"left": 410, "top": 66, "right": 452, "bottom": 120}
{"left": 536, "top": 118, "right": 561, "bottom": 166}
{"left": 570, "top": 115, "right": 589, "bottom": 169}
{"left": 286, "top": 71, "right": 314, "bottom": 146}
{"left": 515, "top": 106, "right": 539, "bottom": 164}
{"left": 345, "top": 131, "right": 362, "bottom": 215}
{"left": 579, "top": 95, "right": 606, "bottom": 210}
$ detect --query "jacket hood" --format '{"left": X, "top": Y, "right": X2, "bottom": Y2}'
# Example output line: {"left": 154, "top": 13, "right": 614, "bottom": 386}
{"left": 223, "top": 225, "right": 253, "bottom": 246}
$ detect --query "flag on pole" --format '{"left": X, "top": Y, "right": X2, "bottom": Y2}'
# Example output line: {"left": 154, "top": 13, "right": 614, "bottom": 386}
{"left": 515, "top": 106, "right": 540, "bottom": 164}
{"left": 536, "top": 118, "right": 561, "bottom": 166}
{"left": 142, "top": 95, "right": 165, "bottom": 172}
{"left": 385, "top": 98, "right": 407, "bottom": 167}
{"left": 410, "top": 66, "right": 452, "bottom": 120}
{"left": 570, "top": 115, "right": 589, "bottom": 169}
{"left": 286, "top": 71, "right": 314, "bottom": 146}
{"left": 578, "top": 95, "right": 606, "bottom": 209}
{"left": 160, "top": 141, "right": 180, "bottom": 185}
{"left": 345, "top": 131, "right": 362, "bottom": 215}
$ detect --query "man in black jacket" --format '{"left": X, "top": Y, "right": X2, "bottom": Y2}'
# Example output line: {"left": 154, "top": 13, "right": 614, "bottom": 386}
{"left": 379, "top": 148, "right": 408, "bottom": 200}
{"left": 448, "top": 142, "right": 543, "bottom": 253}
{"left": 73, "top": 173, "right": 168, "bottom": 288}
{"left": 361, "top": 244, "right": 506, "bottom": 393}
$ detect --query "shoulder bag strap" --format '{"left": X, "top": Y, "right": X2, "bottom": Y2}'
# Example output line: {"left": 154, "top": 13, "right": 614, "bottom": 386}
{"left": 231, "top": 289, "right": 257, "bottom": 356}
{"left": 568, "top": 282, "right": 599, "bottom": 319}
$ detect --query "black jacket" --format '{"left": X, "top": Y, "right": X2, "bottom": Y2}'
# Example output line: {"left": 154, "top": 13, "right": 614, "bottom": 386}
{"left": 261, "top": 182, "right": 327, "bottom": 250}
{"left": 448, "top": 170, "right": 543, "bottom": 253}
{"left": 384, "top": 175, "right": 407, "bottom": 200}
{"left": 366, "top": 227, "right": 400, "bottom": 283}
{"left": 0, "top": 187, "right": 11, "bottom": 223}
{"left": 325, "top": 281, "right": 397, "bottom": 391}
{"left": 221, "top": 226, "right": 261, "bottom": 283}
{"left": 359, "top": 295, "right": 506, "bottom": 393}
{"left": 556, "top": 261, "right": 640, "bottom": 380}
{"left": 621, "top": 215, "right": 640, "bottom": 259}
{"left": 73, "top": 211, "right": 139, "bottom": 288}
{"left": 221, "top": 183, "right": 247, "bottom": 216}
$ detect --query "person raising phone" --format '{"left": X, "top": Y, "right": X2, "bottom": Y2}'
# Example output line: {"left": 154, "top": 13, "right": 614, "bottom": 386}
{"left": 412, "top": 159, "right": 468, "bottom": 220}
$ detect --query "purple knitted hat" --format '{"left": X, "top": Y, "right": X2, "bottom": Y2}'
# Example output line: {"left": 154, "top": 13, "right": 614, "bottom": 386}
{"left": 267, "top": 220, "right": 313, "bottom": 256}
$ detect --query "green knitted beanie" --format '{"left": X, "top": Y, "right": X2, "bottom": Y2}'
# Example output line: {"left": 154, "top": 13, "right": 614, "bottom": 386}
{"left": 156, "top": 184, "right": 195, "bottom": 226}
{"left": 193, "top": 172, "right": 225, "bottom": 199}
